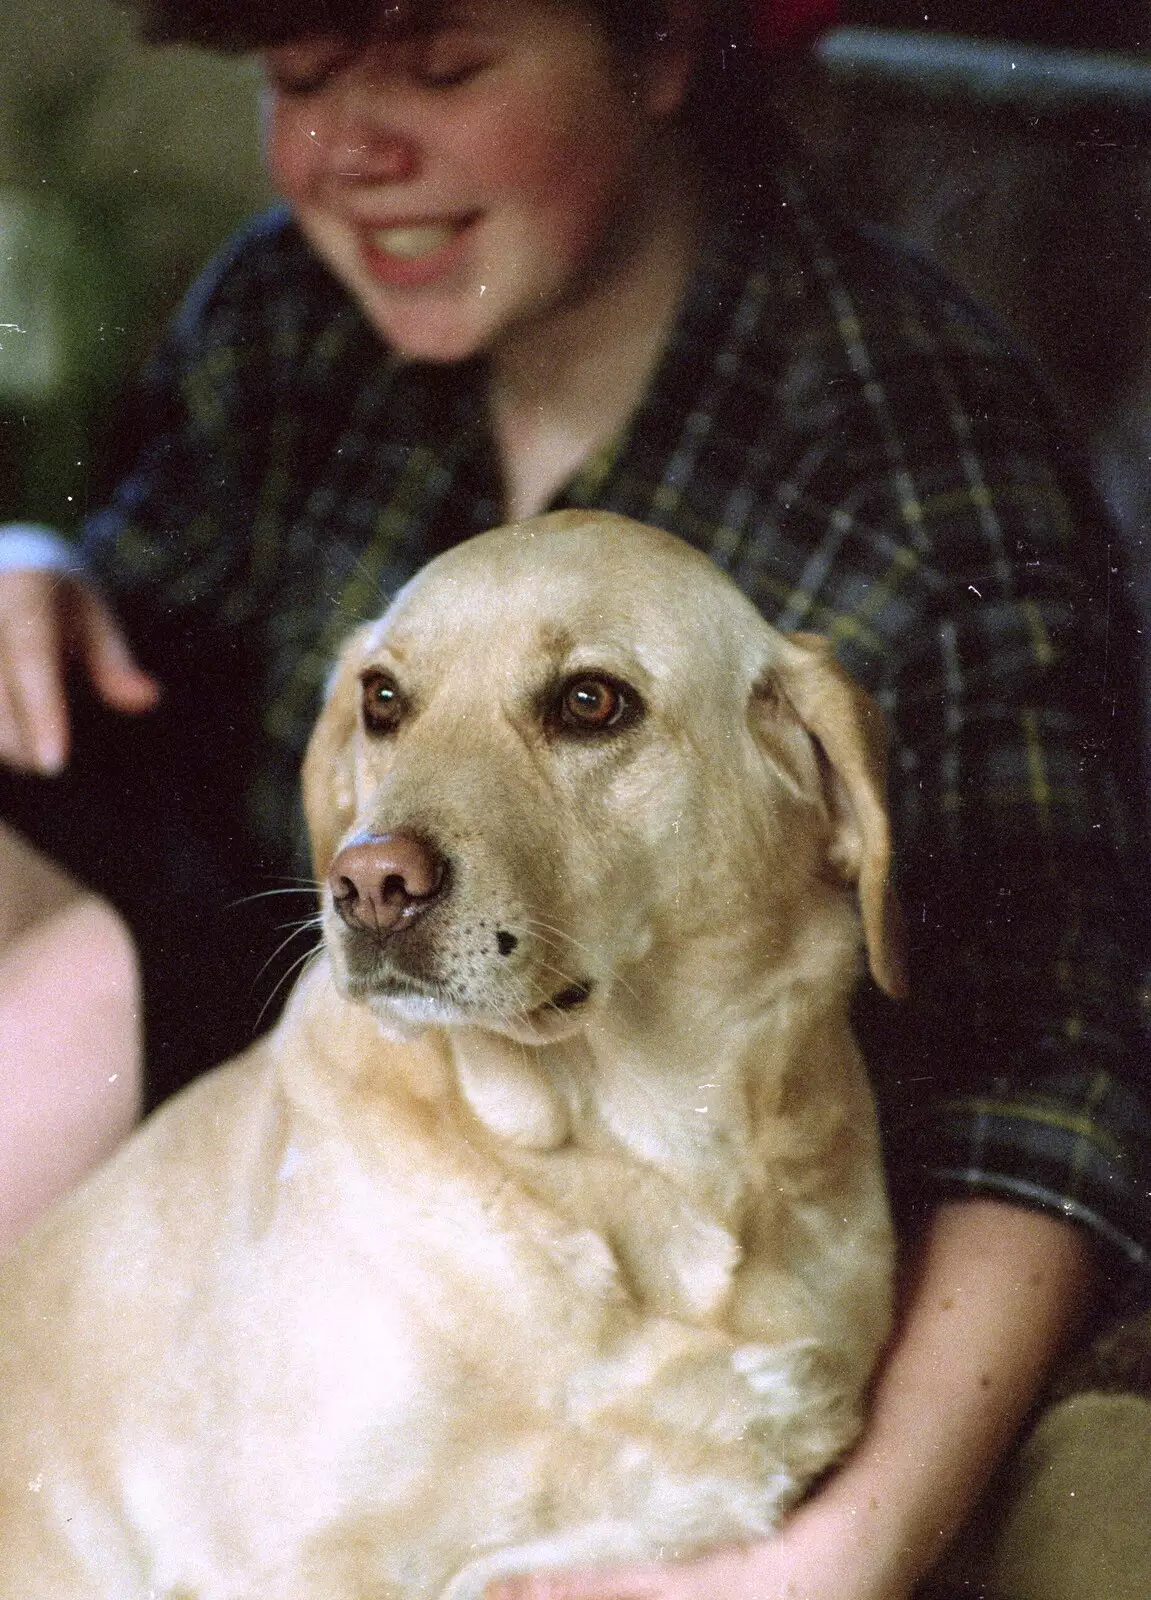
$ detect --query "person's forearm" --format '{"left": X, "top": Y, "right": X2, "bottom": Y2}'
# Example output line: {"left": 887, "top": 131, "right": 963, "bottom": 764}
{"left": 779, "top": 1196, "right": 1098, "bottom": 1595}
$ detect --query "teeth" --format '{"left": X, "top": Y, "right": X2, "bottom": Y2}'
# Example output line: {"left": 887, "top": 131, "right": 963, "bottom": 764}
{"left": 373, "top": 224, "right": 456, "bottom": 259}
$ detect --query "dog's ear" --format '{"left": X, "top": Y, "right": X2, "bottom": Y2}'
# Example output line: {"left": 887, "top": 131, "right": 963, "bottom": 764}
{"left": 757, "top": 633, "right": 908, "bottom": 1000}
{"left": 301, "top": 628, "right": 372, "bottom": 880}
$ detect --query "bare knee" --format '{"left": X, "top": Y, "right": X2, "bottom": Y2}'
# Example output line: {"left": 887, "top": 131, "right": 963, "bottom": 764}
{"left": 0, "top": 881, "right": 143, "bottom": 1250}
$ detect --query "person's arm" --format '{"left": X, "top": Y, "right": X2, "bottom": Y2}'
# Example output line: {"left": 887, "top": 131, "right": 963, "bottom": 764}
{"left": 486, "top": 1196, "right": 1097, "bottom": 1600}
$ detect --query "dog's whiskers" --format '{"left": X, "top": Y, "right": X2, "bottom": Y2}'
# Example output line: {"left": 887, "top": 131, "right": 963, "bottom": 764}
{"left": 252, "top": 943, "right": 324, "bottom": 1032}
{"left": 519, "top": 917, "right": 597, "bottom": 960}
{"left": 498, "top": 968, "right": 550, "bottom": 1029}
{"left": 250, "top": 919, "right": 324, "bottom": 998}
{"left": 228, "top": 876, "right": 323, "bottom": 915}
{"left": 522, "top": 920, "right": 638, "bottom": 1003}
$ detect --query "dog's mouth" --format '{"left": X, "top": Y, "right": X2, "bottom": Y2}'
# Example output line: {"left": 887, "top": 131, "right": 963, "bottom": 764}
{"left": 542, "top": 981, "right": 594, "bottom": 1013}
{"left": 344, "top": 964, "right": 595, "bottom": 1030}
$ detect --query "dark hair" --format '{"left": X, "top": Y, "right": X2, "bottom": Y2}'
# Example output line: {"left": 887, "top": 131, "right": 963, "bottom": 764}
{"left": 130, "top": 0, "right": 689, "bottom": 55}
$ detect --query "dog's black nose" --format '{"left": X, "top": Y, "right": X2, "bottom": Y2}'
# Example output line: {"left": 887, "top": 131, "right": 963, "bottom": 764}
{"left": 328, "top": 833, "right": 448, "bottom": 936}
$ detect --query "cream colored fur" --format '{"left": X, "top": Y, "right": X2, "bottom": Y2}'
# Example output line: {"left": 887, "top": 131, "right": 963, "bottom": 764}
{"left": 0, "top": 513, "right": 904, "bottom": 1599}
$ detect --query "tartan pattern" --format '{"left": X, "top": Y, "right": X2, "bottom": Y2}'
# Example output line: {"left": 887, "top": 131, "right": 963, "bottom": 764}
{"left": 82, "top": 179, "right": 1151, "bottom": 1296}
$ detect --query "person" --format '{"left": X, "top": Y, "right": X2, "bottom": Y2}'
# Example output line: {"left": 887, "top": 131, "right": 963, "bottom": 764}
{"left": 0, "top": 0, "right": 1147, "bottom": 1594}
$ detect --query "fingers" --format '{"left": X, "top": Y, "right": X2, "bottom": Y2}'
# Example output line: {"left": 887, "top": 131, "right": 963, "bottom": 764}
{"left": 0, "top": 571, "right": 71, "bottom": 773}
{"left": 0, "top": 572, "right": 160, "bottom": 776}
{"left": 482, "top": 1543, "right": 780, "bottom": 1600}
{"left": 70, "top": 585, "right": 161, "bottom": 716}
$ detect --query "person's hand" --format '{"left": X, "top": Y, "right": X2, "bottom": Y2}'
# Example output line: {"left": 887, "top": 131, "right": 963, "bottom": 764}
{"left": 484, "top": 1492, "right": 912, "bottom": 1600}
{"left": 0, "top": 569, "right": 160, "bottom": 774}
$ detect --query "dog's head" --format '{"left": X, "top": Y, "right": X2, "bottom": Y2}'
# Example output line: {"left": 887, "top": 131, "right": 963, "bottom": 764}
{"left": 303, "top": 512, "right": 906, "bottom": 1042}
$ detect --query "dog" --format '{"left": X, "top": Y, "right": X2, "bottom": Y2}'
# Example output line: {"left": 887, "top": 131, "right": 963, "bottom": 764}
{"left": 0, "top": 512, "right": 905, "bottom": 1599}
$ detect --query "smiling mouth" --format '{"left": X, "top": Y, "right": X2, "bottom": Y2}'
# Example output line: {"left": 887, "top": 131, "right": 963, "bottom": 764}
{"left": 371, "top": 222, "right": 464, "bottom": 259}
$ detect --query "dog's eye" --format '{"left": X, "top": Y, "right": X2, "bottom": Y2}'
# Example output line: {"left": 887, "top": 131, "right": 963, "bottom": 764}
{"left": 360, "top": 670, "right": 406, "bottom": 735}
{"left": 556, "top": 675, "right": 640, "bottom": 735}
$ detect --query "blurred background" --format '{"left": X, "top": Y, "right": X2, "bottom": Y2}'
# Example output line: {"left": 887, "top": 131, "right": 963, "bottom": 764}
{"left": 0, "top": 0, "right": 1148, "bottom": 735}
{"left": 0, "top": 0, "right": 268, "bottom": 532}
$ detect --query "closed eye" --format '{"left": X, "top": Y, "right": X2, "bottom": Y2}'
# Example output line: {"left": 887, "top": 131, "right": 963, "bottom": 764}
{"left": 413, "top": 27, "right": 493, "bottom": 89}
{"left": 417, "top": 58, "right": 488, "bottom": 88}
{"left": 264, "top": 41, "right": 358, "bottom": 96}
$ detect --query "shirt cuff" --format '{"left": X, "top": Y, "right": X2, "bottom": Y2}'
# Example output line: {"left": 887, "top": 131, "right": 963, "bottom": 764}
{"left": 891, "top": 1073, "right": 1151, "bottom": 1309}
{"left": 0, "top": 524, "right": 85, "bottom": 575}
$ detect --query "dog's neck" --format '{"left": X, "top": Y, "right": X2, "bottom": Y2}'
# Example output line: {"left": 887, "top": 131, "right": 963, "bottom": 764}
{"left": 280, "top": 913, "right": 863, "bottom": 1324}
{"left": 445, "top": 920, "right": 866, "bottom": 1324}
{"left": 287, "top": 899, "right": 859, "bottom": 1180}
{"left": 451, "top": 911, "right": 862, "bottom": 1207}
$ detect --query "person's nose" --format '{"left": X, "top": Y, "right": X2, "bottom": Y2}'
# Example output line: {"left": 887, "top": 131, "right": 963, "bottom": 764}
{"left": 326, "top": 83, "right": 420, "bottom": 184}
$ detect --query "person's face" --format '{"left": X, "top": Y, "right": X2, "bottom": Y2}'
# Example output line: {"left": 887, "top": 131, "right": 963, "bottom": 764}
{"left": 262, "top": 0, "right": 692, "bottom": 363}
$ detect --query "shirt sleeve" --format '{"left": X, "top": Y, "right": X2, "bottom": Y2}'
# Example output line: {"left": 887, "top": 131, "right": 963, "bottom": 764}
{"left": 77, "top": 207, "right": 347, "bottom": 650}
{"left": 64, "top": 210, "right": 357, "bottom": 882}
{"left": 836, "top": 256, "right": 1151, "bottom": 1307}
{"left": 0, "top": 524, "right": 84, "bottom": 574}
{"left": 78, "top": 226, "right": 273, "bottom": 641}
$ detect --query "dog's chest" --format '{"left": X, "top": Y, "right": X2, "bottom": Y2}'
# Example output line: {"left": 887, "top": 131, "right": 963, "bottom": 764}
{"left": 451, "top": 1037, "right": 752, "bottom": 1326}
{"left": 272, "top": 1091, "right": 743, "bottom": 1406}
{"left": 459, "top": 1127, "right": 747, "bottom": 1328}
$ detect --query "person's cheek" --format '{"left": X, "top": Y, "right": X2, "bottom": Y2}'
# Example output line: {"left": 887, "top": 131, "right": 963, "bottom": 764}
{"left": 469, "top": 99, "right": 633, "bottom": 252}
{"left": 262, "top": 95, "right": 325, "bottom": 204}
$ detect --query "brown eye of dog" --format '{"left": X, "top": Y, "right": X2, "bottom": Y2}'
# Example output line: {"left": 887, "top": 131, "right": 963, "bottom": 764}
{"left": 360, "top": 670, "right": 405, "bottom": 735}
{"left": 557, "top": 675, "right": 640, "bottom": 735}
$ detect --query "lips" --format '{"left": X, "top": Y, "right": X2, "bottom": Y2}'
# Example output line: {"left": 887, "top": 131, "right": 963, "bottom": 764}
{"left": 356, "top": 215, "right": 477, "bottom": 287}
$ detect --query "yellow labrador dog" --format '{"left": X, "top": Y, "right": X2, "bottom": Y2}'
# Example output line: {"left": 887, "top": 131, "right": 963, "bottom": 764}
{"left": 0, "top": 513, "right": 905, "bottom": 1599}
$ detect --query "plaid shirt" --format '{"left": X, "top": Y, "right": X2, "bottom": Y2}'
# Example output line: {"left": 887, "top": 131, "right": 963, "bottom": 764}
{"left": 81, "top": 176, "right": 1151, "bottom": 1300}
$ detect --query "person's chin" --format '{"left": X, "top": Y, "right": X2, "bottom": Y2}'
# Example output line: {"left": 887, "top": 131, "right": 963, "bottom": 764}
{"left": 365, "top": 294, "right": 499, "bottom": 366}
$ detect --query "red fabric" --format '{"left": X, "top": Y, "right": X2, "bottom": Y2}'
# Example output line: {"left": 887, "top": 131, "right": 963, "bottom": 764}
{"left": 750, "top": 0, "right": 839, "bottom": 51}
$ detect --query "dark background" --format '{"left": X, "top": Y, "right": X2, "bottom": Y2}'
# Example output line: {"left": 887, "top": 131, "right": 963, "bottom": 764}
{"left": 848, "top": 1, "right": 1147, "bottom": 50}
